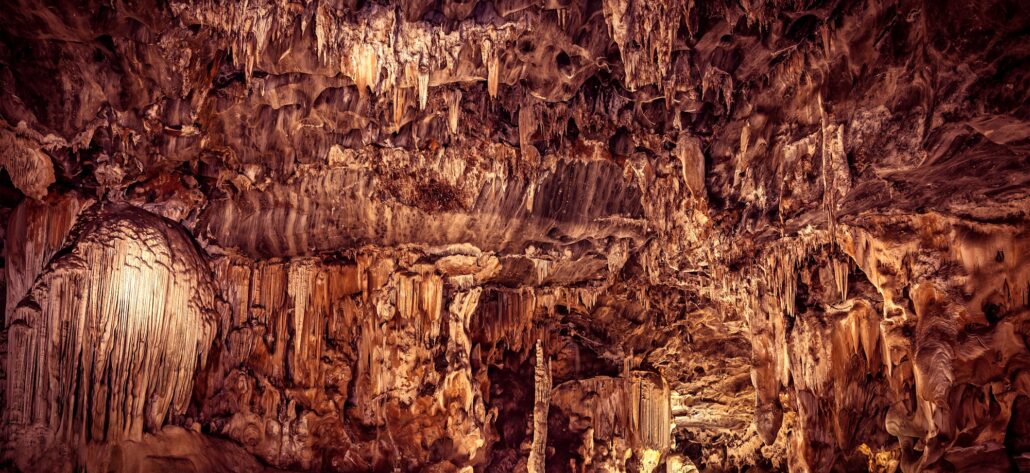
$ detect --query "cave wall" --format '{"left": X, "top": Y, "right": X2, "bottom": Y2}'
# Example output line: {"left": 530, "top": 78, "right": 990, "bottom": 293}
{"left": 0, "top": 0, "right": 1028, "bottom": 471}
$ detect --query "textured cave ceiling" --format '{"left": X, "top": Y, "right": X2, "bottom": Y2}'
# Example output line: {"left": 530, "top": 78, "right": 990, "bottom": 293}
{"left": 0, "top": 0, "right": 1029, "bottom": 472}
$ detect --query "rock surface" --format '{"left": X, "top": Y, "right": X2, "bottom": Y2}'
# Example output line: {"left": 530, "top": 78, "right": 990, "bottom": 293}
{"left": 0, "top": 0, "right": 1028, "bottom": 471}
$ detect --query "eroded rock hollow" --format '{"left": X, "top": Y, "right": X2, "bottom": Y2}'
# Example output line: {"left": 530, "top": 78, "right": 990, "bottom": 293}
{"left": 0, "top": 0, "right": 1028, "bottom": 471}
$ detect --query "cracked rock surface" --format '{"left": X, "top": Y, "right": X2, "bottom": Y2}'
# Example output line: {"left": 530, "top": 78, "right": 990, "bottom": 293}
{"left": 0, "top": 0, "right": 1028, "bottom": 471}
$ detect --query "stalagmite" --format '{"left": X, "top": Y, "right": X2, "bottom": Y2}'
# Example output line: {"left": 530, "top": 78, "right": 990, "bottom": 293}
{"left": 4, "top": 205, "right": 216, "bottom": 443}
{"left": 527, "top": 339, "right": 551, "bottom": 473}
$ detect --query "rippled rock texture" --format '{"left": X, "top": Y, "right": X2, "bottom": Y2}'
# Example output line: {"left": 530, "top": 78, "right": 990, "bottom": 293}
{"left": 0, "top": 0, "right": 1028, "bottom": 471}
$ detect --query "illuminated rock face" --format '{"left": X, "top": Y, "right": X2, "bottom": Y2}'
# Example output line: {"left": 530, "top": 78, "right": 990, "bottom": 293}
{"left": 0, "top": 0, "right": 1029, "bottom": 472}
{"left": 3, "top": 204, "right": 217, "bottom": 469}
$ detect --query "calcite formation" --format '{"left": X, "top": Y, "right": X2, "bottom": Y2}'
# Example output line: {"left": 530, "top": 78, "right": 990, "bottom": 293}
{"left": 0, "top": 0, "right": 1028, "bottom": 471}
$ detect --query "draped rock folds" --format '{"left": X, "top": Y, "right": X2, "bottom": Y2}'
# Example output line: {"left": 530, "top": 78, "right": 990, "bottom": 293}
{"left": 743, "top": 217, "right": 1030, "bottom": 472}
{"left": 0, "top": 0, "right": 1029, "bottom": 471}
{"left": 4, "top": 204, "right": 217, "bottom": 449}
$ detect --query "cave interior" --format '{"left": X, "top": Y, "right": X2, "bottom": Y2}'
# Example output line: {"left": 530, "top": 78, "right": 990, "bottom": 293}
{"left": 0, "top": 0, "right": 1029, "bottom": 472}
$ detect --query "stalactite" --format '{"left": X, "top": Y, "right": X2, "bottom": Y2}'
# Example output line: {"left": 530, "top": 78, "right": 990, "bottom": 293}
{"left": 352, "top": 44, "right": 379, "bottom": 95}
{"left": 483, "top": 39, "right": 499, "bottom": 98}
{"left": 830, "top": 256, "right": 850, "bottom": 302}
{"left": 356, "top": 305, "right": 388, "bottom": 425}
{"left": 417, "top": 67, "right": 430, "bottom": 111}
{"left": 477, "top": 288, "right": 537, "bottom": 352}
{"left": 519, "top": 102, "right": 537, "bottom": 160}
{"left": 248, "top": 261, "right": 290, "bottom": 382}
{"left": 447, "top": 90, "right": 462, "bottom": 135}
{"left": 675, "top": 134, "right": 705, "bottom": 198}
{"left": 550, "top": 371, "right": 671, "bottom": 468}
{"left": 396, "top": 271, "right": 443, "bottom": 344}
{"left": 601, "top": 0, "right": 680, "bottom": 90}
{"left": 392, "top": 87, "right": 406, "bottom": 130}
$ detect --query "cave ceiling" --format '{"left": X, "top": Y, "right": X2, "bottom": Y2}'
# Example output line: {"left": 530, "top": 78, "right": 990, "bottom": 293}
{"left": 0, "top": 0, "right": 1028, "bottom": 471}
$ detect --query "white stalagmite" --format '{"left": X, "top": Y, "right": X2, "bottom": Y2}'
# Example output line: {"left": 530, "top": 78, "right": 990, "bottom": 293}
{"left": 528, "top": 338, "right": 551, "bottom": 473}
{"left": 4, "top": 205, "right": 217, "bottom": 442}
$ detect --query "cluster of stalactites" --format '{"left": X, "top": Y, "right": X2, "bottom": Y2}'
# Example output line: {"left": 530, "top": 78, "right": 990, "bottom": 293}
{"left": 550, "top": 371, "right": 672, "bottom": 453}
{"left": 175, "top": 0, "right": 522, "bottom": 130}
{"left": 353, "top": 260, "right": 457, "bottom": 421}
{"left": 395, "top": 271, "right": 444, "bottom": 344}
{"left": 627, "top": 371, "right": 672, "bottom": 452}
{"left": 475, "top": 288, "right": 538, "bottom": 353}
{"left": 755, "top": 233, "right": 851, "bottom": 319}
{"left": 601, "top": 0, "right": 687, "bottom": 92}
{"left": 764, "top": 237, "right": 809, "bottom": 318}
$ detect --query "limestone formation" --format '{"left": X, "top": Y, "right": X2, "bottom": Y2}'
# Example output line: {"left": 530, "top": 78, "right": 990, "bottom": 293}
{"left": 0, "top": 0, "right": 1028, "bottom": 471}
